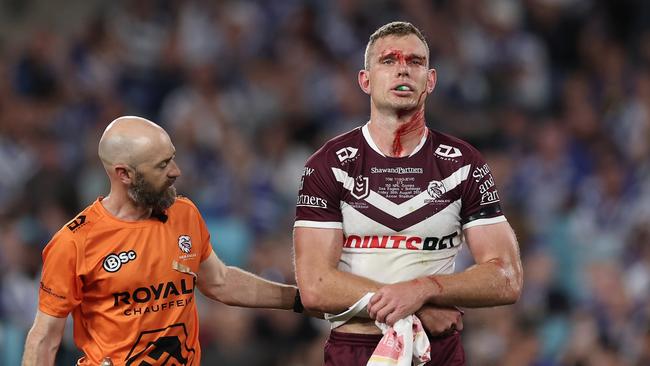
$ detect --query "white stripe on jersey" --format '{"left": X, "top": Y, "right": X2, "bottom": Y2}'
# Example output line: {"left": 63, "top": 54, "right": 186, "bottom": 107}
{"left": 341, "top": 199, "right": 462, "bottom": 238}
{"left": 294, "top": 220, "right": 343, "bottom": 229}
{"left": 339, "top": 246, "right": 459, "bottom": 284}
{"left": 462, "top": 215, "right": 507, "bottom": 229}
{"left": 332, "top": 164, "right": 472, "bottom": 218}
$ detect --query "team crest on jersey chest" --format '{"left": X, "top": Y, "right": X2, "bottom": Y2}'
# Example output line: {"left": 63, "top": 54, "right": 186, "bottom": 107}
{"left": 178, "top": 235, "right": 192, "bottom": 253}
{"left": 427, "top": 180, "right": 445, "bottom": 199}
{"left": 424, "top": 180, "right": 450, "bottom": 204}
{"left": 177, "top": 235, "right": 197, "bottom": 260}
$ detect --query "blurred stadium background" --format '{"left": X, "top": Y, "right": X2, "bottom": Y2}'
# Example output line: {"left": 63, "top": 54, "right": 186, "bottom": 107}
{"left": 1, "top": 0, "right": 649, "bottom": 365}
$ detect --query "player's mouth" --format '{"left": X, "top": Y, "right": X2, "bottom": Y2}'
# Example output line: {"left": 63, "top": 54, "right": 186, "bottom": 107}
{"left": 391, "top": 83, "right": 415, "bottom": 95}
{"left": 165, "top": 178, "right": 176, "bottom": 189}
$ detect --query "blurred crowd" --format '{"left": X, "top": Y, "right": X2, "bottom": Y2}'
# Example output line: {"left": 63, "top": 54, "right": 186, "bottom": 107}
{"left": 1, "top": 0, "right": 649, "bottom": 365}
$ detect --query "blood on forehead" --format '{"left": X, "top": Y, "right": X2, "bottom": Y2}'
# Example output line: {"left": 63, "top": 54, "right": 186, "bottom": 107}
{"left": 378, "top": 49, "right": 426, "bottom": 65}
{"left": 381, "top": 49, "right": 406, "bottom": 64}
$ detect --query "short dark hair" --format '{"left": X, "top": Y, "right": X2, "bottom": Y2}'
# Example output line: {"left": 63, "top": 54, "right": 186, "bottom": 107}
{"left": 364, "top": 21, "right": 429, "bottom": 70}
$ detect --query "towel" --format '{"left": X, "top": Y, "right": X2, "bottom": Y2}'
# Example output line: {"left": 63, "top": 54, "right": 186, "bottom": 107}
{"left": 325, "top": 293, "right": 431, "bottom": 366}
{"left": 368, "top": 315, "right": 431, "bottom": 366}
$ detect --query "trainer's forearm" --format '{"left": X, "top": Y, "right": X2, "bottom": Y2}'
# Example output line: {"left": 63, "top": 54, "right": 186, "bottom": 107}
{"left": 22, "top": 330, "right": 59, "bottom": 366}
{"left": 214, "top": 266, "right": 297, "bottom": 310}
{"left": 421, "top": 258, "right": 522, "bottom": 307}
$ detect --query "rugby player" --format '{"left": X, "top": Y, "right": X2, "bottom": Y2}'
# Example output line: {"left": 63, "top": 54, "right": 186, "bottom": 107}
{"left": 293, "top": 21, "right": 523, "bottom": 365}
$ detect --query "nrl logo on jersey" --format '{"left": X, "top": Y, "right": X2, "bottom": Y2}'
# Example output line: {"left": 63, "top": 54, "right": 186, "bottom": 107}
{"left": 336, "top": 147, "right": 359, "bottom": 164}
{"left": 351, "top": 175, "right": 370, "bottom": 199}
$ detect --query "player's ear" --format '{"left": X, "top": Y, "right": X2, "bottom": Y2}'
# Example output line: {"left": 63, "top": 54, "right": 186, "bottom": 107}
{"left": 426, "top": 68, "right": 437, "bottom": 94}
{"left": 358, "top": 69, "right": 370, "bottom": 95}
{"left": 358, "top": 69, "right": 371, "bottom": 95}
{"left": 114, "top": 164, "right": 134, "bottom": 184}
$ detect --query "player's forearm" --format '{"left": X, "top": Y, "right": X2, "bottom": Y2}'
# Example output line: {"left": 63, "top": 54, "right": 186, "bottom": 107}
{"left": 297, "top": 267, "right": 382, "bottom": 314}
{"left": 22, "top": 330, "right": 59, "bottom": 366}
{"left": 420, "top": 258, "right": 522, "bottom": 307}
{"left": 214, "top": 266, "right": 296, "bottom": 310}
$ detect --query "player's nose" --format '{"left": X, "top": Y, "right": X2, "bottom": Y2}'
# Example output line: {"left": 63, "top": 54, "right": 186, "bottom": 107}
{"left": 396, "top": 64, "right": 409, "bottom": 77}
{"left": 168, "top": 160, "right": 181, "bottom": 178}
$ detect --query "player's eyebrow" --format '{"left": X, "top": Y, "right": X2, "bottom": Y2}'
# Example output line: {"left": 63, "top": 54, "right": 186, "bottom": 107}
{"left": 156, "top": 153, "right": 175, "bottom": 167}
{"left": 406, "top": 55, "right": 426, "bottom": 63}
{"left": 378, "top": 51, "right": 426, "bottom": 63}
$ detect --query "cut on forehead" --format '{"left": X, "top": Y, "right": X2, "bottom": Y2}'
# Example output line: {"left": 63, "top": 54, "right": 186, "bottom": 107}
{"left": 98, "top": 116, "right": 172, "bottom": 167}
{"left": 364, "top": 21, "right": 429, "bottom": 69}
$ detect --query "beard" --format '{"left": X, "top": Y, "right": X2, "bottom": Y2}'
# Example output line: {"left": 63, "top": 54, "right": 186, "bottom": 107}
{"left": 127, "top": 171, "right": 177, "bottom": 213}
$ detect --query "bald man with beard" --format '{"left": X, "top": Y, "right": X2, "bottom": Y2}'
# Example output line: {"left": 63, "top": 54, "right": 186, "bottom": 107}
{"left": 22, "top": 116, "right": 302, "bottom": 366}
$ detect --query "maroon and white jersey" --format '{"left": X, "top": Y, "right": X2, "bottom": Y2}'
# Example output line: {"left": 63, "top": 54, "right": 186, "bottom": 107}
{"left": 295, "top": 123, "right": 506, "bottom": 286}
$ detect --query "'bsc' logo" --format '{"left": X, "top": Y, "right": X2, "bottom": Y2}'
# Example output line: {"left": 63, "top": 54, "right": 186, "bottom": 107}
{"left": 103, "top": 250, "right": 137, "bottom": 273}
{"left": 178, "top": 235, "right": 192, "bottom": 254}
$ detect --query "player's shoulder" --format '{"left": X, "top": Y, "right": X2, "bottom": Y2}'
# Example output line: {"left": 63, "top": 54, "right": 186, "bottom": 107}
{"left": 49, "top": 199, "right": 104, "bottom": 247}
{"left": 429, "top": 129, "right": 484, "bottom": 162}
{"left": 306, "top": 126, "right": 363, "bottom": 166}
{"left": 168, "top": 196, "right": 200, "bottom": 215}
{"left": 170, "top": 196, "right": 198, "bottom": 209}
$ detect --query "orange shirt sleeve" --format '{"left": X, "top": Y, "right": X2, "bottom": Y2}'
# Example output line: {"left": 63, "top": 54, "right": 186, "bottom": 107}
{"left": 39, "top": 231, "right": 83, "bottom": 318}
{"left": 196, "top": 207, "right": 214, "bottom": 263}
{"left": 181, "top": 197, "right": 214, "bottom": 262}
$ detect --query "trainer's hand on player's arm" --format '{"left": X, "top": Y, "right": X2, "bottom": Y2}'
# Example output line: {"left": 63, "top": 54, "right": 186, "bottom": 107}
{"left": 367, "top": 279, "right": 427, "bottom": 326}
{"left": 416, "top": 305, "right": 463, "bottom": 336}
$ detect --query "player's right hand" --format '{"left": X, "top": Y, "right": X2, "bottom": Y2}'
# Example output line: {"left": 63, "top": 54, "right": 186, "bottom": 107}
{"left": 416, "top": 305, "right": 463, "bottom": 336}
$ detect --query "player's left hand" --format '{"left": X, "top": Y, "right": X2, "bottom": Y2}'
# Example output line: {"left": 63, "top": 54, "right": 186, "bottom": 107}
{"left": 368, "top": 280, "right": 427, "bottom": 326}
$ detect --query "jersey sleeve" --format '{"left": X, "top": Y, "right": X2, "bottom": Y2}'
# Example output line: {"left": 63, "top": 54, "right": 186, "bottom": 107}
{"left": 197, "top": 211, "right": 214, "bottom": 262}
{"left": 294, "top": 148, "right": 343, "bottom": 229}
{"left": 39, "top": 232, "right": 83, "bottom": 318}
{"left": 184, "top": 198, "right": 214, "bottom": 262}
{"left": 177, "top": 196, "right": 212, "bottom": 262}
{"left": 460, "top": 149, "right": 507, "bottom": 229}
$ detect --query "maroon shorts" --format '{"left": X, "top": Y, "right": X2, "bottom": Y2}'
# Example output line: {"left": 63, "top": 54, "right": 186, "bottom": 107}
{"left": 324, "top": 330, "right": 465, "bottom": 366}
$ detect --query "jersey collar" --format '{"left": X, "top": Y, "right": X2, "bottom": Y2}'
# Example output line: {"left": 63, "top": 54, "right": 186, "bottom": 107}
{"left": 362, "top": 122, "right": 428, "bottom": 158}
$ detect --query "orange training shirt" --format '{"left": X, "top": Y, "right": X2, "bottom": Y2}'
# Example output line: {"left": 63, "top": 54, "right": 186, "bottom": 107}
{"left": 39, "top": 197, "right": 213, "bottom": 365}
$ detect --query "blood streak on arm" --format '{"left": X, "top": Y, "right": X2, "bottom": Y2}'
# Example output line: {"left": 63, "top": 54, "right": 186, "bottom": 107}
{"left": 423, "top": 276, "right": 444, "bottom": 293}
{"left": 487, "top": 258, "right": 515, "bottom": 292}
